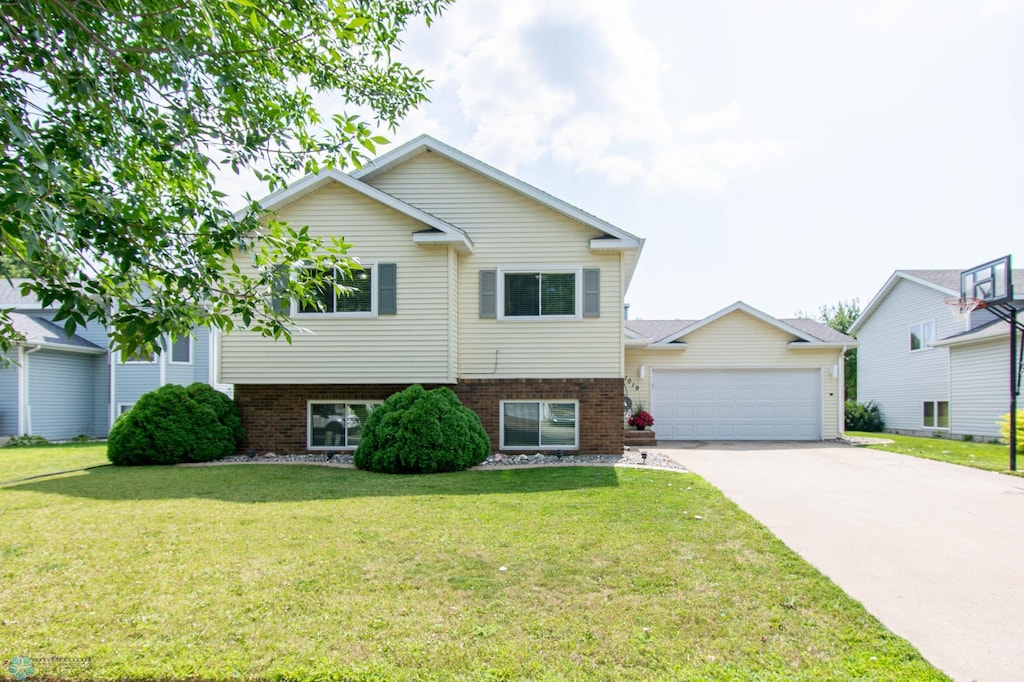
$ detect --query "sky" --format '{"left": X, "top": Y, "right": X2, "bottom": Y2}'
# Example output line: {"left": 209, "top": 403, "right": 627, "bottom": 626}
{"left": 223, "top": 0, "right": 1024, "bottom": 321}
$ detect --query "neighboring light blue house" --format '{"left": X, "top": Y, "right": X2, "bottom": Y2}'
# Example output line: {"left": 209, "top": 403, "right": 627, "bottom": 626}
{"left": 0, "top": 280, "right": 230, "bottom": 440}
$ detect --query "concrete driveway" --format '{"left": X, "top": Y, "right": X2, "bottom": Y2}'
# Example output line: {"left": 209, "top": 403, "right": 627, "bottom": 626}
{"left": 657, "top": 441, "right": 1024, "bottom": 682}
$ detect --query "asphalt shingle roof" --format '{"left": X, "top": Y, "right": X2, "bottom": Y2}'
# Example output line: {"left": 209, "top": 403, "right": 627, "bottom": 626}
{"left": 9, "top": 313, "right": 103, "bottom": 351}
{"left": 899, "top": 268, "right": 1024, "bottom": 295}
{"left": 626, "top": 316, "right": 855, "bottom": 344}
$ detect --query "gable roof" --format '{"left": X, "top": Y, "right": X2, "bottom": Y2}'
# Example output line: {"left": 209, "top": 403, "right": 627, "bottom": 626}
{"left": 238, "top": 167, "right": 474, "bottom": 252}
{"left": 626, "top": 301, "right": 856, "bottom": 348}
{"left": 850, "top": 267, "right": 1024, "bottom": 335}
{"left": 9, "top": 313, "right": 105, "bottom": 353}
{"left": 353, "top": 135, "right": 645, "bottom": 284}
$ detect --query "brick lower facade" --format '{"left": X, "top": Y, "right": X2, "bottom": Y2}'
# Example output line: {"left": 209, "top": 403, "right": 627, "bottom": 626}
{"left": 235, "top": 378, "right": 624, "bottom": 455}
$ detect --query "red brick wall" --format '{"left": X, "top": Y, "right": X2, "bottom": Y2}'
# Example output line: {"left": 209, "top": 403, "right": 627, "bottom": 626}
{"left": 235, "top": 378, "right": 624, "bottom": 455}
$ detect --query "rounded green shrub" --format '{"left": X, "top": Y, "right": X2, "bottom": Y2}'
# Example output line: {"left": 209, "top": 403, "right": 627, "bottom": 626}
{"left": 107, "top": 383, "right": 245, "bottom": 465}
{"left": 354, "top": 384, "right": 490, "bottom": 474}
{"left": 845, "top": 399, "right": 885, "bottom": 432}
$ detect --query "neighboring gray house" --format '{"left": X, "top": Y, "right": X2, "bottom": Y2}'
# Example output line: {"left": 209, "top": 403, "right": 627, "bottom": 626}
{"left": 851, "top": 268, "right": 1023, "bottom": 439}
{"left": 0, "top": 280, "right": 229, "bottom": 440}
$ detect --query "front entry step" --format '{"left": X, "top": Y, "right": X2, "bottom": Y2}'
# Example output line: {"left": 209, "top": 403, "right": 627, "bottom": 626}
{"left": 624, "top": 429, "right": 657, "bottom": 448}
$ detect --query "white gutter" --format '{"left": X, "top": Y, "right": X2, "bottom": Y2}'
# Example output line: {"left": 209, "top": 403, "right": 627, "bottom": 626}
{"left": 109, "top": 342, "right": 117, "bottom": 429}
{"left": 18, "top": 345, "right": 42, "bottom": 436}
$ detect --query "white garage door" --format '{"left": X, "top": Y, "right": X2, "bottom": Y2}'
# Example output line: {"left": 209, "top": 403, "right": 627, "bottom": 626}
{"left": 651, "top": 369, "right": 821, "bottom": 440}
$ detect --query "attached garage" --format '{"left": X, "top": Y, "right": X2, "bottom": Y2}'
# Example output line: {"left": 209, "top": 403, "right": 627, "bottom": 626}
{"left": 625, "top": 302, "right": 856, "bottom": 442}
{"left": 650, "top": 368, "right": 821, "bottom": 440}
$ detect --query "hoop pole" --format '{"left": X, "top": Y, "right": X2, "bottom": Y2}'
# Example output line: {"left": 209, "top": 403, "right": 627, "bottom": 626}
{"left": 1011, "top": 306, "right": 1018, "bottom": 472}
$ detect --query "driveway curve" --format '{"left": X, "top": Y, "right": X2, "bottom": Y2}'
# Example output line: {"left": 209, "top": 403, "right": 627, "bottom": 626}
{"left": 658, "top": 441, "right": 1024, "bottom": 682}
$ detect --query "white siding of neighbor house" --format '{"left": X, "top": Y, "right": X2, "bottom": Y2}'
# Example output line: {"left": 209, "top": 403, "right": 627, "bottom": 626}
{"left": 856, "top": 279, "right": 958, "bottom": 433}
{"left": 367, "top": 151, "right": 625, "bottom": 379}
{"left": 624, "top": 311, "right": 844, "bottom": 438}
{"left": 950, "top": 336, "right": 1012, "bottom": 438}
{"left": 220, "top": 183, "right": 454, "bottom": 384}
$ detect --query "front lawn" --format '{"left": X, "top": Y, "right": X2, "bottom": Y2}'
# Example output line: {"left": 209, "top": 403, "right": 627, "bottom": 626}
{"left": 847, "top": 431, "right": 1019, "bottom": 475}
{"left": 0, "top": 441, "right": 108, "bottom": 484}
{"left": 0, "top": 460, "right": 946, "bottom": 681}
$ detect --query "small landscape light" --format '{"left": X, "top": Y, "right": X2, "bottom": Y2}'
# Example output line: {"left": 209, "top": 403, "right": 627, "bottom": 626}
{"left": 641, "top": 451, "right": 648, "bottom": 463}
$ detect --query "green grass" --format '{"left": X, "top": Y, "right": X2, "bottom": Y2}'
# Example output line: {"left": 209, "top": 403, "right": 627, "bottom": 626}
{"left": 0, "top": 441, "right": 108, "bottom": 483}
{"left": 0, "top": 456, "right": 947, "bottom": 681}
{"left": 848, "top": 431, "right": 1021, "bottom": 475}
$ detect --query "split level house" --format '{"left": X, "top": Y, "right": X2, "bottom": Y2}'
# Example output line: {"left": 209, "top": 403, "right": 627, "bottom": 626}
{"left": 0, "top": 282, "right": 228, "bottom": 440}
{"left": 224, "top": 136, "right": 855, "bottom": 454}
{"left": 851, "top": 268, "right": 1023, "bottom": 439}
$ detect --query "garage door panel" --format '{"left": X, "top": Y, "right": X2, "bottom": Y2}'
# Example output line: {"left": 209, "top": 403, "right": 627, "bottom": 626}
{"left": 651, "top": 369, "right": 820, "bottom": 441}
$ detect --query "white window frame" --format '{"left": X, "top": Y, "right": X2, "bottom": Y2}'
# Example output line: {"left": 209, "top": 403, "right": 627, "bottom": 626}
{"left": 499, "top": 399, "right": 580, "bottom": 450}
{"left": 117, "top": 403, "right": 134, "bottom": 417}
{"left": 167, "top": 335, "right": 193, "bottom": 365}
{"left": 909, "top": 320, "right": 936, "bottom": 352}
{"left": 293, "top": 262, "right": 378, "bottom": 319}
{"left": 307, "top": 400, "right": 382, "bottom": 450}
{"left": 497, "top": 266, "right": 582, "bottom": 321}
{"left": 923, "top": 400, "right": 950, "bottom": 430}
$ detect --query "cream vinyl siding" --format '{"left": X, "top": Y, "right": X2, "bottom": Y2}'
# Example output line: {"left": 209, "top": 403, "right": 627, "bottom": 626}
{"left": 368, "top": 152, "right": 624, "bottom": 379}
{"left": 220, "top": 183, "right": 454, "bottom": 384}
{"left": 950, "top": 336, "right": 1010, "bottom": 438}
{"left": 856, "top": 279, "right": 954, "bottom": 431}
{"left": 624, "top": 311, "right": 844, "bottom": 438}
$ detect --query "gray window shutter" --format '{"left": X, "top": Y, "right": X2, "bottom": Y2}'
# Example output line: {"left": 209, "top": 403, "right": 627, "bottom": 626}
{"left": 480, "top": 270, "right": 497, "bottom": 318}
{"left": 583, "top": 268, "right": 600, "bottom": 317}
{"left": 270, "top": 264, "right": 290, "bottom": 315}
{"left": 378, "top": 263, "right": 397, "bottom": 315}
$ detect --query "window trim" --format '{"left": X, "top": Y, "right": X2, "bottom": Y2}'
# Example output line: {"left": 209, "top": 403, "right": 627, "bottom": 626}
{"left": 167, "top": 335, "right": 193, "bottom": 365}
{"left": 909, "top": 320, "right": 936, "bottom": 352}
{"left": 496, "top": 266, "right": 582, "bottom": 321}
{"left": 117, "top": 403, "right": 134, "bottom": 416}
{"left": 922, "top": 400, "right": 950, "bottom": 430}
{"left": 293, "top": 262, "right": 378, "bottom": 319}
{"left": 307, "top": 400, "right": 382, "bottom": 450}
{"left": 499, "top": 399, "right": 580, "bottom": 450}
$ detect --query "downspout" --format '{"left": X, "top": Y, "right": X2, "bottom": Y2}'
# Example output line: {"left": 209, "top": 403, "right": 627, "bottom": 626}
{"left": 109, "top": 344, "right": 117, "bottom": 429}
{"left": 19, "top": 345, "right": 42, "bottom": 436}
{"left": 159, "top": 336, "right": 167, "bottom": 387}
{"left": 838, "top": 345, "right": 847, "bottom": 437}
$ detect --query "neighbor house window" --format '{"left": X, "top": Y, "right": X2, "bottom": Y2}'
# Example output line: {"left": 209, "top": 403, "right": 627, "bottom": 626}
{"left": 308, "top": 401, "right": 380, "bottom": 449}
{"left": 501, "top": 400, "right": 578, "bottom": 449}
{"left": 297, "top": 266, "right": 374, "bottom": 316}
{"left": 501, "top": 270, "right": 578, "bottom": 318}
{"left": 117, "top": 403, "right": 134, "bottom": 416}
{"left": 168, "top": 335, "right": 192, "bottom": 364}
{"left": 910, "top": 321, "right": 935, "bottom": 351}
{"left": 923, "top": 401, "right": 949, "bottom": 429}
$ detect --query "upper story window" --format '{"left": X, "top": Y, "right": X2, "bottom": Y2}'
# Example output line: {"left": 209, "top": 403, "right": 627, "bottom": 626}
{"left": 479, "top": 267, "right": 600, "bottom": 320}
{"left": 503, "top": 271, "right": 577, "bottom": 318}
{"left": 297, "top": 266, "right": 375, "bottom": 317}
{"left": 910, "top": 320, "right": 935, "bottom": 351}
{"left": 168, "top": 335, "right": 192, "bottom": 364}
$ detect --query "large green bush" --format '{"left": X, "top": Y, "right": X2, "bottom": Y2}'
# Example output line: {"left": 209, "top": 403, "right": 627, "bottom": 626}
{"left": 354, "top": 385, "right": 490, "bottom": 474}
{"left": 107, "top": 383, "right": 245, "bottom": 465}
{"left": 845, "top": 400, "right": 885, "bottom": 432}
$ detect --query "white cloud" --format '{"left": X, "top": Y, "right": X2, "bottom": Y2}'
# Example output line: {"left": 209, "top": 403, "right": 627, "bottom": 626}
{"left": 394, "top": 0, "right": 791, "bottom": 193}
{"left": 979, "top": 0, "right": 1024, "bottom": 19}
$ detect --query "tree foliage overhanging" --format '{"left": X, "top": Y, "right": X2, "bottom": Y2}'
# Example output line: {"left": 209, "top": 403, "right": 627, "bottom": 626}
{"left": 0, "top": 0, "right": 449, "bottom": 357}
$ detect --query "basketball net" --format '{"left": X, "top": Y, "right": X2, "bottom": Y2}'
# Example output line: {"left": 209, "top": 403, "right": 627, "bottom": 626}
{"left": 945, "top": 297, "right": 985, "bottom": 324}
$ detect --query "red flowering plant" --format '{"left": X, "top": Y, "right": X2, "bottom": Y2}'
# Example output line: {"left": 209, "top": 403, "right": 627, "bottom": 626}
{"left": 628, "top": 407, "right": 654, "bottom": 429}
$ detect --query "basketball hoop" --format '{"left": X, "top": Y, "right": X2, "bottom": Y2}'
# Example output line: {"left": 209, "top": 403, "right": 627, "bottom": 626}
{"left": 945, "top": 297, "right": 986, "bottom": 324}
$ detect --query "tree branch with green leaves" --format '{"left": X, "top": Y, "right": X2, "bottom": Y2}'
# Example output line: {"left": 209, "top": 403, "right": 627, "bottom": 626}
{"left": 0, "top": 0, "right": 449, "bottom": 358}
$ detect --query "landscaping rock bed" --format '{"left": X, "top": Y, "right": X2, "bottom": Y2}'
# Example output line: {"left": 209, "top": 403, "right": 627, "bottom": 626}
{"left": 216, "top": 449, "right": 687, "bottom": 471}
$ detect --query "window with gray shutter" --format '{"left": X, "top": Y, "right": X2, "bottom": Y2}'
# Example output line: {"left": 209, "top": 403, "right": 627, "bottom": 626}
{"left": 378, "top": 263, "right": 397, "bottom": 314}
{"left": 480, "top": 270, "right": 497, "bottom": 318}
{"left": 583, "top": 269, "right": 600, "bottom": 317}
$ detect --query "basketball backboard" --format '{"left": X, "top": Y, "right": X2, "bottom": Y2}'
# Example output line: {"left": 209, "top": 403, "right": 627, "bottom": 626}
{"left": 961, "top": 255, "right": 1013, "bottom": 306}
